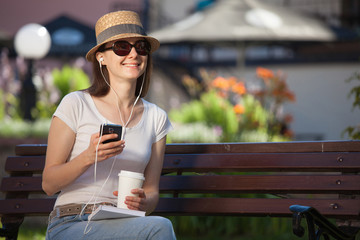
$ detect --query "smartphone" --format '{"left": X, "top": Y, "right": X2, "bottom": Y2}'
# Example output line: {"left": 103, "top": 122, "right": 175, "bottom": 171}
{"left": 100, "top": 124, "right": 122, "bottom": 143}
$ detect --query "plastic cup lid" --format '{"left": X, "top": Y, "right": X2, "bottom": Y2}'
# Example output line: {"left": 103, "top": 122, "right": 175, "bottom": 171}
{"left": 118, "top": 170, "right": 145, "bottom": 180}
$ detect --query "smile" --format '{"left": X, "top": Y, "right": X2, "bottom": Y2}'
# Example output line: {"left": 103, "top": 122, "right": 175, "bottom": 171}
{"left": 123, "top": 63, "right": 140, "bottom": 67}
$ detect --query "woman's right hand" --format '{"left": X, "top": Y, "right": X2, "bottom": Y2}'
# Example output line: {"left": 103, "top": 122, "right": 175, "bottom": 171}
{"left": 86, "top": 132, "right": 125, "bottom": 163}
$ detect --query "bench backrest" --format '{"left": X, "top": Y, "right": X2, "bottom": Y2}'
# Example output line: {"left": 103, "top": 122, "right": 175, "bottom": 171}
{"left": 1, "top": 141, "right": 360, "bottom": 219}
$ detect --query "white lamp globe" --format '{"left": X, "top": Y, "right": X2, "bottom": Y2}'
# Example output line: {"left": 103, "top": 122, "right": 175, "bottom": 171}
{"left": 14, "top": 23, "right": 51, "bottom": 59}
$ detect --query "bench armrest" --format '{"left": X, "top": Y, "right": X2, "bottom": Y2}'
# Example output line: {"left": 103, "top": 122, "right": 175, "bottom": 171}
{"left": 289, "top": 205, "right": 359, "bottom": 240}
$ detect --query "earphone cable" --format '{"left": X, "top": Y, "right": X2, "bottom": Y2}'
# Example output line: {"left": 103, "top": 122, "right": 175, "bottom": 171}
{"left": 99, "top": 60, "right": 145, "bottom": 139}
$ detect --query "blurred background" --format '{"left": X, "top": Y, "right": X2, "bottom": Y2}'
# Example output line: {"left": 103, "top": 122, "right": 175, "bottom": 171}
{"left": 0, "top": 0, "right": 360, "bottom": 239}
{"left": 0, "top": 0, "right": 359, "bottom": 143}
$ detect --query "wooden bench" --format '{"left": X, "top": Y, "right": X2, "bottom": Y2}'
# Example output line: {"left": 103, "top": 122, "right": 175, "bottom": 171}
{"left": 1, "top": 141, "right": 359, "bottom": 240}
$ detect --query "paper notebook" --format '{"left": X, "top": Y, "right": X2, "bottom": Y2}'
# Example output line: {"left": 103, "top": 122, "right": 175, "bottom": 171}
{"left": 88, "top": 205, "right": 145, "bottom": 221}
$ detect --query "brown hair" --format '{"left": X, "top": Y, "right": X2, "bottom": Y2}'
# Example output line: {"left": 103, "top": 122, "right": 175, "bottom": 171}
{"left": 86, "top": 54, "right": 153, "bottom": 98}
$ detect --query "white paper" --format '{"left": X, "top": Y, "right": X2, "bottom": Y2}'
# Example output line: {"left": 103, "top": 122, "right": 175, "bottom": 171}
{"left": 88, "top": 205, "right": 145, "bottom": 221}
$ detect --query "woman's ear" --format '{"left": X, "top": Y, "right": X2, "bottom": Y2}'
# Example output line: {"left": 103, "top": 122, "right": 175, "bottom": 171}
{"left": 96, "top": 52, "right": 105, "bottom": 65}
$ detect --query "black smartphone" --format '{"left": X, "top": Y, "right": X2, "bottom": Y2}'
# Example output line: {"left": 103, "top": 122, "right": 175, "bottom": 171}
{"left": 100, "top": 124, "right": 122, "bottom": 143}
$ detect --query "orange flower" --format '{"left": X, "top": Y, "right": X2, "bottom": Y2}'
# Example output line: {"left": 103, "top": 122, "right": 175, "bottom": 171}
{"left": 232, "top": 82, "right": 246, "bottom": 95}
{"left": 283, "top": 129, "right": 294, "bottom": 138}
{"left": 212, "top": 77, "right": 230, "bottom": 90}
{"left": 272, "top": 90, "right": 282, "bottom": 97}
{"left": 256, "top": 67, "right": 274, "bottom": 79}
{"left": 233, "top": 104, "right": 245, "bottom": 114}
{"left": 284, "top": 91, "right": 296, "bottom": 102}
{"left": 217, "top": 91, "right": 227, "bottom": 98}
{"left": 228, "top": 77, "right": 237, "bottom": 87}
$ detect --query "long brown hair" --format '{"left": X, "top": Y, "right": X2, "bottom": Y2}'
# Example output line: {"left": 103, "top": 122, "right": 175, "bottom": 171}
{"left": 86, "top": 54, "right": 153, "bottom": 98}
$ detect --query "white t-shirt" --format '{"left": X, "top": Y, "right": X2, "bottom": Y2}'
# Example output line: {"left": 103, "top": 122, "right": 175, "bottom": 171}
{"left": 52, "top": 91, "right": 173, "bottom": 207}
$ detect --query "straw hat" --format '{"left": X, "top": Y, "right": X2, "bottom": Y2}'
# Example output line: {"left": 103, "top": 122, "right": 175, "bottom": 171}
{"left": 86, "top": 11, "right": 160, "bottom": 61}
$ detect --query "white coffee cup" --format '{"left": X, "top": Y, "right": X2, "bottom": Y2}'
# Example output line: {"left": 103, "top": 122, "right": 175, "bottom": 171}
{"left": 117, "top": 170, "right": 145, "bottom": 209}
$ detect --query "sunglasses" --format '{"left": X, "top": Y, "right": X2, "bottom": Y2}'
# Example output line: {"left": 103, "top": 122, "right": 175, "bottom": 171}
{"left": 101, "top": 40, "right": 151, "bottom": 56}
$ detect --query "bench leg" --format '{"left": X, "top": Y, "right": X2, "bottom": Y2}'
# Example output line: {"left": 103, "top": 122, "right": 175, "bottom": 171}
{"left": 0, "top": 216, "right": 24, "bottom": 240}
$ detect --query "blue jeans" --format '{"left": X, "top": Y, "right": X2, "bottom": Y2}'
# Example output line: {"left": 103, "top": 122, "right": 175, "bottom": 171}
{"left": 46, "top": 214, "right": 176, "bottom": 240}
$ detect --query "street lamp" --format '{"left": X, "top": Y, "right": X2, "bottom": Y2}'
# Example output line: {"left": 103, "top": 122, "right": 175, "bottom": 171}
{"left": 14, "top": 23, "right": 51, "bottom": 121}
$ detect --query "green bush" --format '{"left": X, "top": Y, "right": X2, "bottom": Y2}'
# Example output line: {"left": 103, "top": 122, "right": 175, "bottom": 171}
{"left": 52, "top": 65, "right": 90, "bottom": 100}
{"left": 33, "top": 65, "right": 90, "bottom": 119}
{"left": 0, "top": 88, "right": 21, "bottom": 120}
{"left": 0, "top": 119, "right": 51, "bottom": 138}
{"left": 343, "top": 72, "right": 360, "bottom": 140}
{"left": 168, "top": 67, "right": 295, "bottom": 143}
{"left": 0, "top": 64, "right": 90, "bottom": 138}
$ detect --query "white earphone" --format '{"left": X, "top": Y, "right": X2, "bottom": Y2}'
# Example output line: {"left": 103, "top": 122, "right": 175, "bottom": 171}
{"left": 98, "top": 57, "right": 104, "bottom": 69}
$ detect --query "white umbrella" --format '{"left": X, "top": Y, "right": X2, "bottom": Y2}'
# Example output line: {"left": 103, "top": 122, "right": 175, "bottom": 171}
{"left": 150, "top": 0, "right": 336, "bottom": 69}
{"left": 150, "top": 0, "right": 336, "bottom": 44}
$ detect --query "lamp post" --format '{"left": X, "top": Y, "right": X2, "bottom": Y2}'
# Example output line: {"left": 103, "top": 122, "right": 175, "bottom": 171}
{"left": 14, "top": 23, "right": 51, "bottom": 121}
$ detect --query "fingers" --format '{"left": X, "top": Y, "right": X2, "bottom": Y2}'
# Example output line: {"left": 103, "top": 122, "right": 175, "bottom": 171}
{"left": 125, "top": 189, "right": 146, "bottom": 211}
{"left": 89, "top": 133, "right": 125, "bottom": 161}
{"left": 100, "top": 133, "right": 120, "bottom": 144}
{"left": 132, "top": 188, "right": 146, "bottom": 198}
{"left": 113, "top": 189, "right": 146, "bottom": 211}
{"left": 92, "top": 132, "right": 121, "bottom": 145}
{"left": 125, "top": 197, "right": 144, "bottom": 211}
{"left": 96, "top": 144, "right": 124, "bottom": 160}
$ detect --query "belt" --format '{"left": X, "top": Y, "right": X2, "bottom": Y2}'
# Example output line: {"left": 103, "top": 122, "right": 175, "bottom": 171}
{"left": 49, "top": 202, "right": 115, "bottom": 221}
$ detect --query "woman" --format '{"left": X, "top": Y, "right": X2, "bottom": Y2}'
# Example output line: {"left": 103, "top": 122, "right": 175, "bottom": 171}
{"left": 42, "top": 11, "right": 176, "bottom": 239}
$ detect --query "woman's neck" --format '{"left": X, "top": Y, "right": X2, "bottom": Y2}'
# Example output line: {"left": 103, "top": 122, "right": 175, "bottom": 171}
{"left": 108, "top": 80, "right": 138, "bottom": 109}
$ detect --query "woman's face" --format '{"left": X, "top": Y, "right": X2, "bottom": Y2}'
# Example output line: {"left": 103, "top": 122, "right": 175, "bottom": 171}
{"left": 99, "top": 37, "right": 148, "bottom": 83}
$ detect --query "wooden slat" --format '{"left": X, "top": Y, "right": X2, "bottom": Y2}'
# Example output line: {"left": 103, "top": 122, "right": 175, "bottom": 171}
{"left": 163, "top": 152, "right": 360, "bottom": 172}
{"left": 5, "top": 156, "right": 45, "bottom": 173}
{"left": 159, "top": 175, "right": 360, "bottom": 194}
{"left": 6, "top": 152, "right": 360, "bottom": 174}
{"left": 154, "top": 198, "right": 360, "bottom": 218}
{"left": 15, "top": 144, "right": 47, "bottom": 156}
{"left": 1, "top": 176, "right": 43, "bottom": 192}
{"left": 0, "top": 198, "right": 55, "bottom": 215}
{"left": 3, "top": 175, "right": 360, "bottom": 194}
{"left": 165, "top": 141, "right": 360, "bottom": 154}
{"left": 0, "top": 198, "right": 358, "bottom": 219}
{"left": 15, "top": 141, "right": 360, "bottom": 156}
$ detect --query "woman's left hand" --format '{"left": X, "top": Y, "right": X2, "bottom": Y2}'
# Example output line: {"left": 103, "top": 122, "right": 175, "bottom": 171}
{"left": 113, "top": 189, "right": 147, "bottom": 211}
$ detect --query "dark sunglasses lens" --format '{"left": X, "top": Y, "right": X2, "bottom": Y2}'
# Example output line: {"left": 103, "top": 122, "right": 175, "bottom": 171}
{"left": 112, "top": 41, "right": 151, "bottom": 56}
{"left": 113, "top": 41, "right": 132, "bottom": 56}
{"left": 134, "top": 41, "right": 150, "bottom": 56}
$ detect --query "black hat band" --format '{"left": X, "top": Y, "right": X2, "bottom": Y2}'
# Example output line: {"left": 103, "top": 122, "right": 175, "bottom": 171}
{"left": 96, "top": 24, "right": 147, "bottom": 44}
